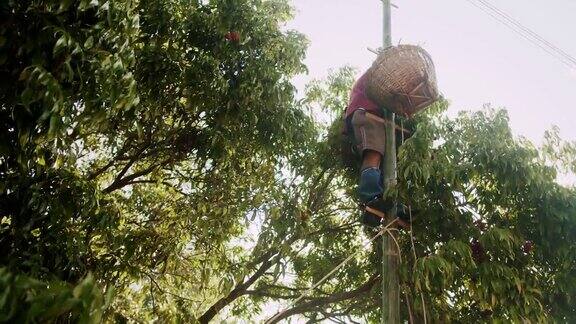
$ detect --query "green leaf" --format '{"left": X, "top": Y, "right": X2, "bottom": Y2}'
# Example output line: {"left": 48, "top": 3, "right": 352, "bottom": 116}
{"left": 48, "top": 115, "right": 60, "bottom": 138}
{"left": 84, "top": 36, "right": 94, "bottom": 49}
{"left": 53, "top": 34, "right": 67, "bottom": 56}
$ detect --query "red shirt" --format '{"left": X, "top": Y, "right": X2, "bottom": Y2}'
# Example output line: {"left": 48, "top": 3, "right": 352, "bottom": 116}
{"left": 345, "top": 71, "right": 380, "bottom": 117}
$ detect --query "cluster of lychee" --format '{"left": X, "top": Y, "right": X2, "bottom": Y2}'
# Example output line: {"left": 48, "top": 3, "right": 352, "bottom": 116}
{"left": 471, "top": 220, "right": 534, "bottom": 262}
{"left": 470, "top": 239, "right": 487, "bottom": 263}
{"left": 469, "top": 239, "right": 534, "bottom": 263}
{"left": 224, "top": 31, "right": 240, "bottom": 42}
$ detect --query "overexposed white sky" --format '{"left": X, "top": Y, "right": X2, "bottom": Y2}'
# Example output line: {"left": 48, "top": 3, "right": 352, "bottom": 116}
{"left": 287, "top": 0, "right": 576, "bottom": 144}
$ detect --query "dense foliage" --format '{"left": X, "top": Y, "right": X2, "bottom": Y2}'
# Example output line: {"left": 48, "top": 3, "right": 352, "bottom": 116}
{"left": 1, "top": 0, "right": 313, "bottom": 321}
{"left": 1, "top": 0, "right": 575, "bottom": 322}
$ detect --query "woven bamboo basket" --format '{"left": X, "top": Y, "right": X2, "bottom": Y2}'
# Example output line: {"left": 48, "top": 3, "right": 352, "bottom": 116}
{"left": 366, "top": 45, "right": 439, "bottom": 117}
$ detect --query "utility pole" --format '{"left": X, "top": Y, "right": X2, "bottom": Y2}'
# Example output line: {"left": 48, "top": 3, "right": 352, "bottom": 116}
{"left": 380, "top": 0, "right": 400, "bottom": 323}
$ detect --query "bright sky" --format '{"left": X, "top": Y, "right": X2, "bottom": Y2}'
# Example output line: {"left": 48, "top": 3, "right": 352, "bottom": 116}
{"left": 287, "top": 0, "right": 576, "bottom": 144}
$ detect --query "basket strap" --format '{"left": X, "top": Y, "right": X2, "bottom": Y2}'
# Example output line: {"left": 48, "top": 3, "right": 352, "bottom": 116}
{"left": 413, "top": 98, "right": 437, "bottom": 111}
{"left": 403, "top": 94, "right": 433, "bottom": 100}
{"left": 409, "top": 81, "right": 425, "bottom": 95}
{"left": 370, "top": 108, "right": 412, "bottom": 134}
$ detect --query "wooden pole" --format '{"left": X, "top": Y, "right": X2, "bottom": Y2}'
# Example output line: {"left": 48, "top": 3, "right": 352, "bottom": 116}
{"left": 381, "top": 0, "right": 400, "bottom": 323}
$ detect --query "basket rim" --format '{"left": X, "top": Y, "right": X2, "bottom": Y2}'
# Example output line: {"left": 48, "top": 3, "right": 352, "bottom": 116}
{"left": 365, "top": 44, "right": 439, "bottom": 116}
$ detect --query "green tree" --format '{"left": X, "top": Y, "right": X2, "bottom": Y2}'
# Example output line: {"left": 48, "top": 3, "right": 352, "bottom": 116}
{"left": 244, "top": 69, "right": 576, "bottom": 323}
{"left": 1, "top": 0, "right": 575, "bottom": 322}
{"left": 1, "top": 0, "right": 313, "bottom": 321}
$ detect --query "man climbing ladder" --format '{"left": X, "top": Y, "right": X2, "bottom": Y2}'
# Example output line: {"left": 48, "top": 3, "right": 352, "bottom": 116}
{"left": 342, "top": 45, "right": 439, "bottom": 228}
{"left": 343, "top": 70, "right": 407, "bottom": 227}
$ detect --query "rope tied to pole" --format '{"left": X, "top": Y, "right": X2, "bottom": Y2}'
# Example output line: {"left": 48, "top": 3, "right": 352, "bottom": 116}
{"left": 265, "top": 217, "right": 400, "bottom": 324}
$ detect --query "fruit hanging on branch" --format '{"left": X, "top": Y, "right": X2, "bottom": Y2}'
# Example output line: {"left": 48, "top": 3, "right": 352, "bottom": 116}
{"left": 474, "top": 219, "right": 487, "bottom": 231}
{"left": 225, "top": 31, "right": 240, "bottom": 42}
{"left": 470, "top": 239, "right": 487, "bottom": 264}
{"left": 522, "top": 240, "right": 534, "bottom": 254}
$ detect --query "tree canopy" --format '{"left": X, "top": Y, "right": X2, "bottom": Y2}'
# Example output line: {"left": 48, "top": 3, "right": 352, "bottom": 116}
{"left": 1, "top": 0, "right": 575, "bottom": 323}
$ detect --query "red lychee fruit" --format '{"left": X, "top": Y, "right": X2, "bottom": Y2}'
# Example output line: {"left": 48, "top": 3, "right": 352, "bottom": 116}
{"left": 470, "top": 239, "right": 486, "bottom": 263}
{"left": 522, "top": 240, "right": 533, "bottom": 254}
{"left": 474, "top": 220, "right": 487, "bottom": 231}
{"left": 225, "top": 31, "right": 240, "bottom": 42}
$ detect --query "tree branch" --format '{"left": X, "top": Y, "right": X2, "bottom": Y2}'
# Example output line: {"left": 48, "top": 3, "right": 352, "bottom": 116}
{"left": 87, "top": 158, "right": 118, "bottom": 181}
{"left": 197, "top": 253, "right": 280, "bottom": 323}
{"left": 103, "top": 158, "right": 173, "bottom": 193}
{"left": 86, "top": 142, "right": 135, "bottom": 180}
{"left": 266, "top": 276, "right": 379, "bottom": 324}
{"left": 244, "top": 290, "right": 299, "bottom": 300}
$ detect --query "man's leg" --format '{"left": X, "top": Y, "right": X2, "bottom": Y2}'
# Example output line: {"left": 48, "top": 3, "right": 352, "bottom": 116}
{"left": 350, "top": 110, "right": 411, "bottom": 227}
{"left": 350, "top": 109, "right": 389, "bottom": 226}
{"left": 358, "top": 150, "right": 382, "bottom": 203}
{"left": 362, "top": 150, "right": 381, "bottom": 170}
{"left": 361, "top": 153, "right": 411, "bottom": 228}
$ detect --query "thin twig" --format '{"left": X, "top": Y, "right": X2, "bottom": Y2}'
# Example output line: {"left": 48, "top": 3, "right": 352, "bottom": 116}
{"left": 266, "top": 218, "right": 399, "bottom": 324}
